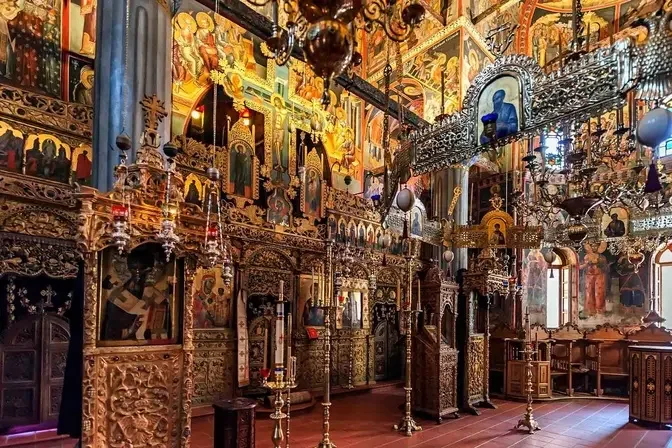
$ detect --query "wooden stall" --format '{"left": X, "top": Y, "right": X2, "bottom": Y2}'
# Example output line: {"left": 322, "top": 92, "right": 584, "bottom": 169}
{"left": 413, "top": 267, "right": 459, "bottom": 422}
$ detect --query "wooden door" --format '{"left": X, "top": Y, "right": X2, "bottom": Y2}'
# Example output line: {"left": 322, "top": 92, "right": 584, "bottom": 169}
{"left": 41, "top": 316, "right": 70, "bottom": 422}
{"left": 630, "top": 351, "right": 641, "bottom": 420}
{"left": 248, "top": 317, "right": 271, "bottom": 387}
{"left": 0, "top": 314, "right": 71, "bottom": 428}
{"left": 374, "top": 321, "right": 388, "bottom": 381}
{"left": 0, "top": 317, "right": 41, "bottom": 427}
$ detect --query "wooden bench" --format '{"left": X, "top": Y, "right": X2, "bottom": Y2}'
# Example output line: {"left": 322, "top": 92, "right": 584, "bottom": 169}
{"left": 585, "top": 324, "right": 628, "bottom": 397}
{"left": 550, "top": 323, "right": 586, "bottom": 396}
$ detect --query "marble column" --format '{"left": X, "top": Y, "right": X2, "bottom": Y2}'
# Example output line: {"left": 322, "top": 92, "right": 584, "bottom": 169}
{"left": 93, "top": 0, "right": 175, "bottom": 191}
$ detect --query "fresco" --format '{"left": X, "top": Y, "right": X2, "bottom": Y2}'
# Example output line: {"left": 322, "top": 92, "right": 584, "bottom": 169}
{"left": 365, "top": 15, "right": 443, "bottom": 78}
{"left": 462, "top": 35, "right": 491, "bottom": 97}
{"left": 475, "top": 2, "right": 522, "bottom": 56}
{"left": 577, "top": 242, "right": 647, "bottom": 328}
{"left": 0, "top": 1, "right": 62, "bottom": 97}
{"left": 69, "top": 0, "right": 97, "bottom": 57}
{"left": 528, "top": 8, "right": 613, "bottom": 69}
{"left": 522, "top": 249, "right": 549, "bottom": 326}
{"left": 67, "top": 55, "right": 94, "bottom": 105}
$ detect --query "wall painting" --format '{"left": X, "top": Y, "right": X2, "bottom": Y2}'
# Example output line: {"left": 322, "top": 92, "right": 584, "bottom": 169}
{"left": 192, "top": 267, "right": 233, "bottom": 329}
{"left": 98, "top": 243, "right": 181, "bottom": 346}
{"left": 67, "top": 54, "right": 94, "bottom": 106}
{"left": 69, "top": 0, "right": 97, "bottom": 57}
{"left": 0, "top": 1, "right": 62, "bottom": 97}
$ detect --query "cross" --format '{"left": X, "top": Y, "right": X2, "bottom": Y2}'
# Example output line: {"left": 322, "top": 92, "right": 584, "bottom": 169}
{"left": 41, "top": 285, "right": 56, "bottom": 308}
{"left": 140, "top": 95, "right": 168, "bottom": 132}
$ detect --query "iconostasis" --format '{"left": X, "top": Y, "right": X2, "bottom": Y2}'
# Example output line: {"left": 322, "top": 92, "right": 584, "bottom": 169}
{"left": 0, "top": 0, "right": 95, "bottom": 186}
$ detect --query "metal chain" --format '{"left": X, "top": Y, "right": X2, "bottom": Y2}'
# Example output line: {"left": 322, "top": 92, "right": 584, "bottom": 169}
{"left": 395, "top": 43, "right": 404, "bottom": 125}
{"left": 383, "top": 46, "right": 392, "bottom": 162}
{"left": 121, "top": 0, "right": 131, "bottom": 133}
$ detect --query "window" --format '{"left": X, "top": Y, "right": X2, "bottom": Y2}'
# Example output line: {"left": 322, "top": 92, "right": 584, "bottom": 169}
{"left": 659, "top": 138, "right": 672, "bottom": 158}
{"left": 543, "top": 133, "right": 564, "bottom": 170}
{"left": 656, "top": 247, "right": 672, "bottom": 323}
{"left": 546, "top": 252, "right": 571, "bottom": 329}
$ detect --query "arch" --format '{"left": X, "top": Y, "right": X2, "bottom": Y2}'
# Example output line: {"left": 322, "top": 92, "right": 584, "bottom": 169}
{"left": 653, "top": 243, "right": 672, "bottom": 322}
{"left": 243, "top": 246, "right": 296, "bottom": 271}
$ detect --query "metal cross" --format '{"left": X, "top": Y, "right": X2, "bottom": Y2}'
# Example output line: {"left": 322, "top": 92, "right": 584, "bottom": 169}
{"left": 140, "top": 94, "right": 168, "bottom": 132}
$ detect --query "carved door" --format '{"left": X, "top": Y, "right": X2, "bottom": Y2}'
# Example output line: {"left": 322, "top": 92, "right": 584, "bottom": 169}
{"left": 0, "top": 314, "right": 70, "bottom": 427}
{"left": 374, "top": 321, "right": 401, "bottom": 381}
{"left": 248, "top": 316, "right": 272, "bottom": 387}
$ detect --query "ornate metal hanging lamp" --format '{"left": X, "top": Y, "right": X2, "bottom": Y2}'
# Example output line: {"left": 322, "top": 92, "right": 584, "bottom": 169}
{"left": 251, "top": 0, "right": 425, "bottom": 105}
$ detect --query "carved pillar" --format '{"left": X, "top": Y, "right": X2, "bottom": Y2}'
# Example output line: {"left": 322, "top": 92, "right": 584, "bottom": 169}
{"left": 93, "top": 0, "right": 175, "bottom": 191}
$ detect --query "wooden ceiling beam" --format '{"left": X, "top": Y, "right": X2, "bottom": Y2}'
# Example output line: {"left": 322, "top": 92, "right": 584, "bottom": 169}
{"left": 194, "top": 0, "right": 428, "bottom": 129}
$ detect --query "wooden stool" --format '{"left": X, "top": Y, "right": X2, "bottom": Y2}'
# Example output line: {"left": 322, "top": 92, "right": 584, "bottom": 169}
{"left": 213, "top": 398, "right": 257, "bottom": 448}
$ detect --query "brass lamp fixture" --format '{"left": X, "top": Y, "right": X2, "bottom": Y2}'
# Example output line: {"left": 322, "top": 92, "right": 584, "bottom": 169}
{"left": 250, "top": 0, "right": 425, "bottom": 105}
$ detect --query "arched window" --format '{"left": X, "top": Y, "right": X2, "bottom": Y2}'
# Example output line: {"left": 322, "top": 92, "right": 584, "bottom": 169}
{"left": 546, "top": 252, "right": 571, "bottom": 329}
{"left": 655, "top": 246, "right": 672, "bottom": 322}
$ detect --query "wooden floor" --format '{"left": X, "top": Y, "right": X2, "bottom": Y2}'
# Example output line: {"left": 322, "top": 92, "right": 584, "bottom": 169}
{"left": 190, "top": 387, "right": 671, "bottom": 448}
{"left": 6, "top": 387, "right": 672, "bottom": 448}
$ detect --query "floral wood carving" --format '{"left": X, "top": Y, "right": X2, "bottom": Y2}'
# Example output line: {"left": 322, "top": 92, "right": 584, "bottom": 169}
{"left": 97, "top": 351, "right": 182, "bottom": 448}
{"left": 468, "top": 336, "right": 485, "bottom": 401}
{"left": 0, "top": 84, "right": 93, "bottom": 137}
{"left": 0, "top": 237, "right": 80, "bottom": 278}
{"left": 0, "top": 207, "right": 78, "bottom": 239}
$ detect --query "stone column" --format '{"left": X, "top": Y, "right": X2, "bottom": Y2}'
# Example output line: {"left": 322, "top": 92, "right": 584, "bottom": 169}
{"left": 93, "top": 0, "right": 175, "bottom": 191}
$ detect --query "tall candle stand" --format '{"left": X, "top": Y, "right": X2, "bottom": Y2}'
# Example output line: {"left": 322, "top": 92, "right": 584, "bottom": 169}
{"left": 394, "top": 250, "right": 422, "bottom": 436}
{"left": 317, "top": 243, "right": 336, "bottom": 448}
{"left": 261, "top": 280, "right": 298, "bottom": 448}
{"left": 515, "top": 309, "right": 541, "bottom": 434}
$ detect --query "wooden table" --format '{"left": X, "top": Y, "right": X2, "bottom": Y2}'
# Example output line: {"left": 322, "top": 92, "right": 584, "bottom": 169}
{"left": 629, "top": 345, "right": 672, "bottom": 428}
{"left": 213, "top": 398, "right": 258, "bottom": 447}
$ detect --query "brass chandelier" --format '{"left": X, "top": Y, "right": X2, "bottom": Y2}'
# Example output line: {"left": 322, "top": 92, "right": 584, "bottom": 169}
{"left": 251, "top": 0, "right": 425, "bottom": 105}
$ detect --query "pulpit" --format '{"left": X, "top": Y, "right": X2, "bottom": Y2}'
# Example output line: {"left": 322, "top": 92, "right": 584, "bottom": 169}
{"left": 213, "top": 398, "right": 257, "bottom": 448}
{"left": 413, "top": 267, "right": 459, "bottom": 422}
{"left": 629, "top": 345, "right": 672, "bottom": 428}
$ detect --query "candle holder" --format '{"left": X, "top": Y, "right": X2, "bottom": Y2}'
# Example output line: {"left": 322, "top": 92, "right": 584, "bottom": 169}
{"left": 515, "top": 309, "right": 541, "bottom": 434}
{"left": 393, "top": 252, "right": 422, "bottom": 437}
{"left": 262, "top": 280, "right": 298, "bottom": 448}
{"left": 316, "top": 243, "right": 336, "bottom": 448}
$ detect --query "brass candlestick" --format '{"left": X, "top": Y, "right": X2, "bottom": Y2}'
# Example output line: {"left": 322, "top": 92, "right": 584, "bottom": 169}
{"left": 317, "top": 243, "right": 336, "bottom": 448}
{"left": 515, "top": 309, "right": 540, "bottom": 434}
{"left": 394, "top": 252, "right": 422, "bottom": 437}
{"left": 262, "top": 281, "right": 298, "bottom": 448}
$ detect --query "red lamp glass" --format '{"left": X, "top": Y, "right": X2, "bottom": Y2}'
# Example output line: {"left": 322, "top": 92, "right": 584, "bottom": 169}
{"left": 240, "top": 108, "right": 252, "bottom": 127}
{"left": 207, "top": 224, "right": 218, "bottom": 238}
{"left": 260, "top": 368, "right": 270, "bottom": 379}
{"left": 111, "top": 204, "right": 128, "bottom": 220}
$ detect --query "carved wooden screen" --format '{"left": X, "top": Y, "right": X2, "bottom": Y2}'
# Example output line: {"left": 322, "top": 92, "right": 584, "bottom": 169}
{"left": 0, "top": 314, "right": 70, "bottom": 426}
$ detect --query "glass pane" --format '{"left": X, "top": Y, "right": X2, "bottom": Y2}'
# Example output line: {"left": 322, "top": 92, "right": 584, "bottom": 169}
{"left": 660, "top": 248, "right": 672, "bottom": 264}
{"left": 662, "top": 266, "right": 672, "bottom": 324}
{"left": 547, "top": 269, "right": 560, "bottom": 329}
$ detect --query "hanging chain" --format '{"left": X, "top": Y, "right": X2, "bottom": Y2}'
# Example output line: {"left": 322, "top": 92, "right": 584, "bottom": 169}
{"left": 382, "top": 44, "right": 392, "bottom": 163}
{"left": 121, "top": 0, "right": 131, "bottom": 133}
{"left": 395, "top": 43, "right": 404, "bottom": 126}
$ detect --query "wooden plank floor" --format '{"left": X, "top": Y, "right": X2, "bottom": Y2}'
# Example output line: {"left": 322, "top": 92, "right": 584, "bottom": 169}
{"left": 5, "top": 387, "right": 670, "bottom": 447}
{"left": 191, "top": 387, "right": 669, "bottom": 448}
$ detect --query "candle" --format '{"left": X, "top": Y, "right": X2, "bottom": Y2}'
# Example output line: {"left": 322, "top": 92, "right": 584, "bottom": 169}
{"left": 286, "top": 314, "right": 292, "bottom": 380}
{"left": 416, "top": 281, "right": 422, "bottom": 312}
{"left": 311, "top": 267, "right": 316, "bottom": 305}
{"left": 275, "top": 281, "right": 285, "bottom": 367}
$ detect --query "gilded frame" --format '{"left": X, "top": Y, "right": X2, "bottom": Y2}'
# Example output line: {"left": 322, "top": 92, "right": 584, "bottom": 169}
{"left": 95, "top": 243, "right": 183, "bottom": 347}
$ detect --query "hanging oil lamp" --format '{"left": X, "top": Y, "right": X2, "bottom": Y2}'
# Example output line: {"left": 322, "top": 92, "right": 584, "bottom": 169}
{"left": 158, "top": 142, "right": 180, "bottom": 261}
